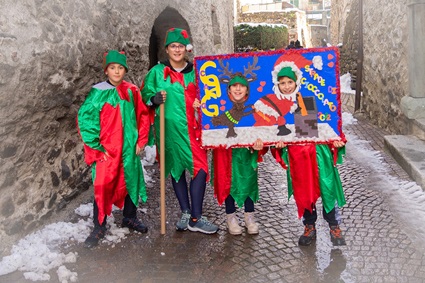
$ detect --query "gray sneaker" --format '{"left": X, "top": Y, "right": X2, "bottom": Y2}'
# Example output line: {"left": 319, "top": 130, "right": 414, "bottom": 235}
{"left": 188, "top": 216, "right": 218, "bottom": 234}
{"left": 176, "top": 210, "right": 191, "bottom": 231}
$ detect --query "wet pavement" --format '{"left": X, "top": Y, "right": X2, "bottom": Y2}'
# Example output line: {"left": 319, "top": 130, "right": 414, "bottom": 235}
{"left": 2, "top": 95, "right": 425, "bottom": 283}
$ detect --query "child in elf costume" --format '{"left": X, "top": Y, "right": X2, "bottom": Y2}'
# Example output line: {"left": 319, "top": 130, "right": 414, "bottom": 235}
{"left": 272, "top": 66, "right": 347, "bottom": 246}
{"left": 77, "top": 50, "right": 150, "bottom": 248}
{"left": 140, "top": 28, "right": 218, "bottom": 234}
{"left": 212, "top": 76, "right": 266, "bottom": 235}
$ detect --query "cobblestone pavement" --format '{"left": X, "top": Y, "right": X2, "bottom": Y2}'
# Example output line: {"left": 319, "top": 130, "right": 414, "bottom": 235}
{"left": 2, "top": 98, "right": 425, "bottom": 283}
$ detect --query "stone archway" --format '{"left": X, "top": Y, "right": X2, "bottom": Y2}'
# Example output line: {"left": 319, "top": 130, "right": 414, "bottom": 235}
{"left": 148, "top": 7, "right": 191, "bottom": 69}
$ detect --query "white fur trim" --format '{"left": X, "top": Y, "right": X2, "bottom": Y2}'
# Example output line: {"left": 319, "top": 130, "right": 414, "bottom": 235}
{"left": 254, "top": 100, "right": 280, "bottom": 119}
{"left": 186, "top": 44, "right": 193, "bottom": 52}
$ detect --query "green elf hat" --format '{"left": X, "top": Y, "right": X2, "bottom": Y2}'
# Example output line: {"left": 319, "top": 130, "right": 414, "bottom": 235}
{"left": 229, "top": 75, "right": 248, "bottom": 87}
{"left": 164, "top": 28, "right": 193, "bottom": 52}
{"left": 277, "top": 67, "right": 296, "bottom": 82}
{"left": 103, "top": 50, "right": 128, "bottom": 72}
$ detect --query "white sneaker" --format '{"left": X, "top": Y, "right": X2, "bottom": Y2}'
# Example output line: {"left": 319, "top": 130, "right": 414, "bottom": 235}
{"left": 226, "top": 213, "right": 242, "bottom": 235}
{"left": 244, "top": 212, "right": 259, "bottom": 234}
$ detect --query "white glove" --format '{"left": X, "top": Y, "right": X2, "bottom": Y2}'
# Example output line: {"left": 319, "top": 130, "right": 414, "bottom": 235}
{"left": 290, "top": 103, "right": 298, "bottom": 114}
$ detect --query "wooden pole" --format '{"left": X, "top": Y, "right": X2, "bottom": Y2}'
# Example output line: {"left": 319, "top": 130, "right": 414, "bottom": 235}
{"left": 160, "top": 103, "right": 166, "bottom": 234}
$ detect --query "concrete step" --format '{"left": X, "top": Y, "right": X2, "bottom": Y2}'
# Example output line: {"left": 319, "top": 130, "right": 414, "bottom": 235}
{"left": 384, "top": 135, "right": 425, "bottom": 190}
{"left": 410, "top": 118, "right": 425, "bottom": 141}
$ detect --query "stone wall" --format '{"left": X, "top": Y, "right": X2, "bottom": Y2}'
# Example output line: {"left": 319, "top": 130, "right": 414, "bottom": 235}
{"left": 310, "top": 25, "right": 328, "bottom": 47}
{"left": 331, "top": 0, "right": 409, "bottom": 134}
{"left": 0, "top": 0, "right": 234, "bottom": 253}
{"left": 363, "top": 0, "right": 409, "bottom": 133}
{"left": 330, "top": 0, "right": 352, "bottom": 46}
{"left": 330, "top": 0, "right": 358, "bottom": 77}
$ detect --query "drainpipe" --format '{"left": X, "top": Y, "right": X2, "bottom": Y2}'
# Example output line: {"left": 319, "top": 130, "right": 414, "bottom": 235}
{"left": 355, "top": 0, "right": 363, "bottom": 112}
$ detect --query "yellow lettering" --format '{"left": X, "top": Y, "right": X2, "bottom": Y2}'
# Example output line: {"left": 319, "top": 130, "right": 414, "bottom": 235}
{"left": 199, "top": 61, "right": 222, "bottom": 117}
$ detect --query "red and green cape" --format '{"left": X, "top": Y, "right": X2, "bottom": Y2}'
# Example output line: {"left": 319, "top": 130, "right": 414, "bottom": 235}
{"left": 272, "top": 144, "right": 346, "bottom": 218}
{"left": 78, "top": 80, "right": 149, "bottom": 224}
{"left": 212, "top": 148, "right": 266, "bottom": 207}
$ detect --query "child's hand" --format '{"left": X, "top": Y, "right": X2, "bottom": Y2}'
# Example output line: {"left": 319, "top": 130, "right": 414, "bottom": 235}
{"left": 193, "top": 98, "right": 201, "bottom": 109}
{"left": 136, "top": 144, "right": 144, "bottom": 155}
{"left": 101, "top": 151, "right": 111, "bottom": 162}
{"left": 332, "top": 140, "right": 345, "bottom": 148}
{"left": 289, "top": 104, "right": 298, "bottom": 113}
{"left": 252, "top": 138, "right": 264, "bottom": 151}
{"left": 275, "top": 141, "right": 286, "bottom": 148}
{"left": 151, "top": 90, "right": 166, "bottom": 105}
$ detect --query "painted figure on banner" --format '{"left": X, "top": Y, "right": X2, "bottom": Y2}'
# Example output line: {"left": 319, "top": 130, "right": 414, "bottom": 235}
{"left": 211, "top": 57, "right": 260, "bottom": 138}
{"left": 253, "top": 53, "right": 312, "bottom": 136}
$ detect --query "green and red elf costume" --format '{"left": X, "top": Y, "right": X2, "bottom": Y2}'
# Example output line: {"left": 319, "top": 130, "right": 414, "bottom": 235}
{"left": 212, "top": 147, "right": 266, "bottom": 207}
{"left": 77, "top": 51, "right": 149, "bottom": 226}
{"left": 212, "top": 75, "right": 265, "bottom": 208}
{"left": 140, "top": 28, "right": 215, "bottom": 233}
{"left": 272, "top": 143, "right": 346, "bottom": 219}
{"left": 140, "top": 35, "right": 207, "bottom": 183}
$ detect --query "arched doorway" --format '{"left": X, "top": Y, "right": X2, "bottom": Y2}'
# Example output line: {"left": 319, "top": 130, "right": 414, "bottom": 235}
{"left": 148, "top": 7, "right": 192, "bottom": 69}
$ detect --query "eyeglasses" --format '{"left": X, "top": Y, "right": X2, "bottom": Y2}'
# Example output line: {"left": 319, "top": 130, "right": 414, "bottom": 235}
{"left": 168, "top": 44, "right": 185, "bottom": 50}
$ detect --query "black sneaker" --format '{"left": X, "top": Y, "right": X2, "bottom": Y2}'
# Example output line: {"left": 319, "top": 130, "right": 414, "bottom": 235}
{"left": 277, "top": 124, "right": 291, "bottom": 136}
{"left": 122, "top": 217, "right": 148, "bottom": 233}
{"left": 298, "top": 224, "right": 316, "bottom": 246}
{"left": 330, "top": 225, "right": 346, "bottom": 246}
{"left": 84, "top": 226, "right": 106, "bottom": 248}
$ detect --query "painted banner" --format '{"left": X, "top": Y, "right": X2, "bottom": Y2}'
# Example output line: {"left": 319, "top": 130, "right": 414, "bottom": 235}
{"left": 194, "top": 47, "right": 345, "bottom": 148}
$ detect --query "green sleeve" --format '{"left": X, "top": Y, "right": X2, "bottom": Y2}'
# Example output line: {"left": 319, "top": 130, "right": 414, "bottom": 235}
{"left": 141, "top": 65, "right": 163, "bottom": 105}
{"left": 77, "top": 88, "right": 105, "bottom": 152}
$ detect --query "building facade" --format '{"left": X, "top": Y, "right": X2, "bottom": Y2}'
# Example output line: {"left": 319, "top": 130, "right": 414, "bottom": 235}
{"left": 237, "top": 0, "right": 312, "bottom": 47}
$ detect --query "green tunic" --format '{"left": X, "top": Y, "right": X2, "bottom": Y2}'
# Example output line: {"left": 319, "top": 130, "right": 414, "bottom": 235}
{"left": 140, "top": 61, "right": 208, "bottom": 180}
{"left": 212, "top": 148, "right": 260, "bottom": 207}
{"left": 278, "top": 144, "right": 346, "bottom": 217}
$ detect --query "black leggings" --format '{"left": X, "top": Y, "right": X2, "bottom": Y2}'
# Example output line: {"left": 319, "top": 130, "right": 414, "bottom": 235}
{"left": 171, "top": 169, "right": 207, "bottom": 219}
{"left": 302, "top": 205, "right": 339, "bottom": 227}
{"left": 93, "top": 194, "right": 137, "bottom": 227}
{"left": 225, "top": 195, "right": 254, "bottom": 214}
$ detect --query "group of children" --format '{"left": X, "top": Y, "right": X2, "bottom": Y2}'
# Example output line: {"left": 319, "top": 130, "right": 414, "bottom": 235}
{"left": 77, "top": 28, "right": 347, "bottom": 249}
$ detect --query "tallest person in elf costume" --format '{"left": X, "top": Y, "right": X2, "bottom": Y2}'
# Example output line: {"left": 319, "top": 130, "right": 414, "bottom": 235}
{"left": 141, "top": 28, "right": 218, "bottom": 234}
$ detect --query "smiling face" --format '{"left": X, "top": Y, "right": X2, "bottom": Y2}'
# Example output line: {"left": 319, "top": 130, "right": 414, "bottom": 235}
{"left": 228, "top": 83, "right": 248, "bottom": 102}
{"left": 166, "top": 42, "right": 187, "bottom": 66}
{"left": 105, "top": 63, "right": 126, "bottom": 86}
{"left": 277, "top": 76, "right": 296, "bottom": 95}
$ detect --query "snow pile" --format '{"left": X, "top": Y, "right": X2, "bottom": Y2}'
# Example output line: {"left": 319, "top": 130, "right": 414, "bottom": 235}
{"left": 0, "top": 219, "right": 89, "bottom": 282}
{"left": 0, "top": 203, "right": 135, "bottom": 282}
{"left": 340, "top": 73, "right": 355, "bottom": 94}
{"left": 342, "top": 112, "right": 357, "bottom": 126}
{"left": 142, "top": 145, "right": 157, "bottom": 184}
